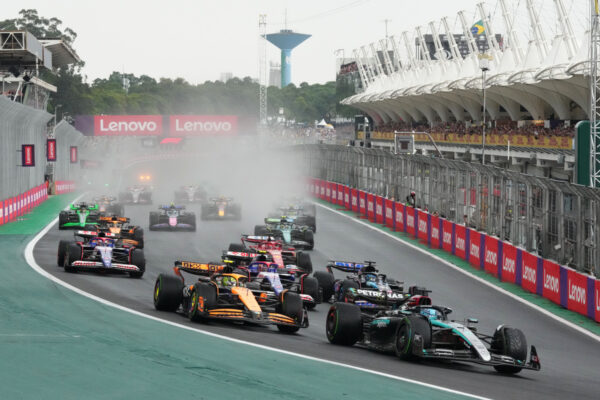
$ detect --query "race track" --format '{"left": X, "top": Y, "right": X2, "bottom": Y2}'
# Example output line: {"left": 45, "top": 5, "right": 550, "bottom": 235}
{"left": 33, "top": 200, "right": 600, "bottom": 400}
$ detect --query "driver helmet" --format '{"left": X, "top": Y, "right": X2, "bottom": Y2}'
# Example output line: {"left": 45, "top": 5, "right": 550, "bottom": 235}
{"left": 419, "top": 308, "right": 440, "bottom": 320}
{"left": 363, "top": 273, "right": 378, "bottom": 289}
{"left": 222, "top": 276, "right": 236, "bottom": 287}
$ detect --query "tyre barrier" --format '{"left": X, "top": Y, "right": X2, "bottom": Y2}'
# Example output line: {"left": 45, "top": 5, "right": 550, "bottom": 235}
{"left": 308, "top": 178, "right": 600, "bottom": 324}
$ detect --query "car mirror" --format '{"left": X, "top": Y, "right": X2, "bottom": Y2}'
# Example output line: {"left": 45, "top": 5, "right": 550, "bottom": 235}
{"left": 467, "top": 317, "right": 478, "bottom": 324}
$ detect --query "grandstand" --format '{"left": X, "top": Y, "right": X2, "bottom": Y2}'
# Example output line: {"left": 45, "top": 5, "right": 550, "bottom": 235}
{"left": 338, "top": 0, "right": 589, "bottom": 180}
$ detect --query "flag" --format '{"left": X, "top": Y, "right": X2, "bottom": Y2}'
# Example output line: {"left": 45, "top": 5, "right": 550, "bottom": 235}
{"left": 471, "top": 20, "right": 485, "bottom": 35}
{"left": 596, "top": 0, "right": 599, "bottom": 15}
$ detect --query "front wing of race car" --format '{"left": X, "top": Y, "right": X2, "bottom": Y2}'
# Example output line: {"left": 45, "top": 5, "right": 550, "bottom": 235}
{"left": 69, "top": 260, "right": 142, "bottom": 273}
{"left": 411, "top": 335, "right": 541, "bottom": 371}
{"left": 199, "top": 308, "right": 307, "bottom": 328}
{"left": 150, "top": 222, "right": 194, "bottom": 231}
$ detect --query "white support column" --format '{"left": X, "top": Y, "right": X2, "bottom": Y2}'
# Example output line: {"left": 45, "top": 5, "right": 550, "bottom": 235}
{"left": 369, "top": 42, "right": 385, "bottom": 77}
{"left": 360, "top": 46, "right": 377, "bottom": 83}
{"left": 526, "top": 0, "right": 549, "bottom": 61}
{"left": 499, "top": 0, "right": 524, "bottom": 64}
{"left": 353, "top": 49, "right": 370, "bottom": 90}
{"left": 389, "top": 35, "right": 404, "bottom": 72}
{"left": 458, "top": 11, "right": 478, "bottom": 55}
{"left": 442, "top": 17, "right": 462, "bottom": 60}
{"left": 379, "top": 38, "right": 395, "bottom": 75}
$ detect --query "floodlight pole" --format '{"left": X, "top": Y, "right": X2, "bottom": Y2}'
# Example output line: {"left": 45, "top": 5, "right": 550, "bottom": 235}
{"left": 479, "top": 55, "right": 490, "bottom": 165}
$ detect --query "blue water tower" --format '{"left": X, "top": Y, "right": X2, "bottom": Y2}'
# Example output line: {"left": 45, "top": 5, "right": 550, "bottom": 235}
{"left": 266, "top": 30, "right": 311, "bottom": 87}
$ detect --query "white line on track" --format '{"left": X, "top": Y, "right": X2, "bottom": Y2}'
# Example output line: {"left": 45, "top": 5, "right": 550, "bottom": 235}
{"left": 313, "top": 202, "right": 600, "bottom": 343}
{"left": 23, "top": 198, "right": 489, "bottom": 400}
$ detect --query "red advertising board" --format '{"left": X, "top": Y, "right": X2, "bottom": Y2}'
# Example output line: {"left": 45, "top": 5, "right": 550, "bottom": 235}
{"left": 454, "top": 224, "right": 467, "bottom": 260}
{"left": 469, "top": 229, "right": 482, "bottom": 268}
{"left": 595, "top": 280, "right": 600, "bottom": 322}
{"left": 430, "top": 215, "right": 441, "bottom": 248}
{"left": 351, "top": 189, "right": 358, "bottom": 212}
{"left": 521, "top": 251, "right": 539, "bottom": 293}
{"left": 170, "top": 115, "right": 237, "bottom": 136}
{"left": 47, "top": 139, "right": 56, "bottom": 161}
{"left": 0, "top": 200, "right": 3, "bottom": 225}
{"left": 337, "top": 185, "right": 344, "bottom": 204}
{"left": 22, "top": 144, "right": 35, "bottom": 167}
{"left": 344, "top": 186, "right": 351, "bottom": 209}
{"left": 542, "top": 260, "right": 561, "bottom": 305}
{"left": 566, "top": 269, "right": 588, "bottom": 316}
{"left": 442, "top": 219, "right": 453, "bottom": 253}
{"left": 319, "top": 180, "right": 326, "bottom": 200}
{"left": 501, "top": 242, "right": 518, "bottom": 284}
{"left": 94, "top": 115, "right": 163, "bottom": 136}
{"left": 417, "top": 210, "right": 428, "bottom": 241}
{"left": 384, "top": 199, "right": 394, "bottom": 229}
{"left": 366, "top": 193, "right": 375, "bottom": 221}
{"left": 395, "top": 202, "right": 404, "bottom": 231}
{"left": 406, "top": 208, "right": 416, "bottom": 236}
{"left": 484, "top": 235, "right": 500, "bottom": 276}
{"left": 359, "top": 191, "right": 366, "bottom": 215}
{"left": 375, "top": 196, "right": 384, "bottom": 224}
{"left": 70, "top": 146, "right": 78, "bottom": 163}
{"left": 325, "top": 182, "right": 332, "bottom": 203}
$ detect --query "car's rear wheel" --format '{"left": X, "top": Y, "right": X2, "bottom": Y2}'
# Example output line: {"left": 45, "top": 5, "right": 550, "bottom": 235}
{"left": 296, "top": 252, "right": 312, "bottom": 274}
{"left": 303, "top": 230, "right": 314, "bottom": 250}
{"left": 129, "top": 249, "right": 145, "bottom": 278}
{"left": 154, "top": 274, "right": 183, "bottom": 311}
{"left": 491, "top": 326, "right": 527, "bottom": 374}
{"left": 300, "top": 276, "right": 320, "bottom": 309}
{"left": 254, "top": 225, "right": 268, "bottom": 236}
{"left": 64, "top": 243, "right": 81, "bottom": 273}
{"left": 133, "top": 227, "right": 144, "bottom": 248}
{"left": 395, "top": 315, "right": 432, "bottom": 360}
{"left": 277, "top": 291, "right": 303, "bottom": 333}
{"left": 339, "top": 279, "right": 359, "bottom": 302}
{"left": 149, "top": 212, "right": 159, "bottom": 230}
{"left": 228, "top": 243, "right": 246, "bottom": 252}
{"left": 188, "top": 283, "right": 217, "bottom": 322}
{"left": 58, "top": 211, "right": 68, "bottom": 230}
{"left": 57, "top": 240, "right": 70, "bottom": 267}
{"left": 326, "top": 302, "right": 362, "bottom": 345}
{"left": 313, "top": 271, "right": 335, "bottom": 302}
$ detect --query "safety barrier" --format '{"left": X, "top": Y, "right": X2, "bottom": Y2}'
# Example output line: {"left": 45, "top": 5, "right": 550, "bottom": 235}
{"left": 55, "top": 181, "right": 76, "bottom": 195}
{"left": 309, "top": 178, "right": 600, "bottom": 324}
{"left": 0, "top": 183, "right": 48, "bottom": 226}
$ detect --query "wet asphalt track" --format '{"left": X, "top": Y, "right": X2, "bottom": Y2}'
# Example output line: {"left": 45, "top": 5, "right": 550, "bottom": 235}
{"left": 34, "top": 201, "right": 600, "bottom": 400}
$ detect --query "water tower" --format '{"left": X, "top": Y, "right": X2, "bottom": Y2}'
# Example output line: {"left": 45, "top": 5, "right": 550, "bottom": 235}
{"left": 266, "top": 29, "right": 311, "bottom": 87}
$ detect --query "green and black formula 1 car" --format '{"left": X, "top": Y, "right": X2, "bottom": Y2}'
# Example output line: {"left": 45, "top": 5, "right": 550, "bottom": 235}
{"left": 58, "top": 202, "right": 101, "bottom": 230}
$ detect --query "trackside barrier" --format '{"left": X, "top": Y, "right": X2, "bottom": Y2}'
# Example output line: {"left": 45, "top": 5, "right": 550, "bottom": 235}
{"left": 55, "top": 181, "right": 76, "bottom": 195}
{"left": 0, "top": 183, "right": 48, "bottom": 225}
{"left": 310, "top": 178, "right": 600, "bottom": 324}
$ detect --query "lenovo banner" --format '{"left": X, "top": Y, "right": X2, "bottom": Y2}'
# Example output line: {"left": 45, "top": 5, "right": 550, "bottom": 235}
{"left": 47, "top": 139, "right": 56, "bottom": 161}
{"left": 565, "top": 268, "right": 589, "bottom": 316}
{"left": 22, "top": 144, "right": 35, "bottom": 167}
{"left": 469, "top": 229, "right": 482, "bottom": 269}
{"left": 417, "top": 210, "right": 428, "bottom": 242}
{"left": 70, "top": 146, "right": 78, "bottom": 163}
{"left": 351, "top": 189, "right": 358, "bottom": 212}
{"left": 484, "top": 235, "right": 500, "bottom": 276}
{"left": 170, "top": 115, "right": 237, "bottom": 136}
{"left": 454, "top": 224, "right": 467, "bottom": 260}
{"left": 395, "top": 202, "right": 405, "bottom": 232}
{"left": 430, "top": 215, "right": 441, "bottom": 249}
{"left": 521, "top": 251, "right": 540, "bottom": 294}
{"left": 375, "top": 196, "right": 384, "bottom": 224}
{"left": 501, "top": 242, "right": 518, "bottom": 284}
{"left": 406, "top": 208, "right": 416, "bottom": 236}
{"left": 542, "top": 260, "right": 561, "bottom": 305}
{"left": 94, "top": 115, "right": 163, "bottom": 136}
{"left": 442, "top": 219, "right": 453, "bottom": 253}
{"left": 384, "top": 199, "right": 394, "bottom": 229}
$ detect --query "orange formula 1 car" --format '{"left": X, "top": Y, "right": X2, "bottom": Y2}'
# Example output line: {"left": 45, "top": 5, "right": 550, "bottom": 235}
{"left": 96, "top": 216, "right": 145, "bottom": 248}
{"left": 153, "top": 261, "right": 308, "bottom": 333}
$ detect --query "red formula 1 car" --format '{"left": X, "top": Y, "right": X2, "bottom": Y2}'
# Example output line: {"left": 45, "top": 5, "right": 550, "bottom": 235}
{"left": 228, "top": 235, "right": 312, "bottom": 273}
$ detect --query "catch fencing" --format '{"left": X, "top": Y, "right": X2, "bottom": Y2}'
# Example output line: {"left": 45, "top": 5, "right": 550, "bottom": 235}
{"left": 300, "top": 144, "right": 600, "bottom": 277}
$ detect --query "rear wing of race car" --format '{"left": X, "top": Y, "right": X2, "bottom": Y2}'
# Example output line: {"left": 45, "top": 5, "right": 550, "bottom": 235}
{"left": 173, "top": 260, "right": 226, "bottom": 276}
{"left": 221, "top": 250, "right": 260, "bottom": 264}
{"left": 242, "top": 235, "right": 279, "bottom": 243}
{"left": 99, "top": 216, "right": 129, "bottom": 223}
{"left": 326, "top": 261, "right": 366, "bottom": 273}
{"left": 159, "top": 205, "right": 185, "bottom": 210}
{"left": 74, "top": 230, "right": 117, "bottom": 239}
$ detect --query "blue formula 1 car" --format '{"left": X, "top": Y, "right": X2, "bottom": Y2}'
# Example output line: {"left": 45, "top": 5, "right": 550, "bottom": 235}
{"left": 149, "top": 204, "right": 196, "bottom": 231}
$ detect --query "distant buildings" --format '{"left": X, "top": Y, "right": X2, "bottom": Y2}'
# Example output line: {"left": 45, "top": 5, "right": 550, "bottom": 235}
{"left": 219, "top": 72, "right": 233, "bottom": 83}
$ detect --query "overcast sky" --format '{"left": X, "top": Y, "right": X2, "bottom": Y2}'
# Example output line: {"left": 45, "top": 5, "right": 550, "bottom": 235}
{"left": 3, "top": 0, "right": 574, "bottom": 85}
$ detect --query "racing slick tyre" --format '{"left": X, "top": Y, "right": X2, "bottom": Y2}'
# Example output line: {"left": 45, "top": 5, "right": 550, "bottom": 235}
{"left": 277, "top": 291, "right": 303, "bottom": 333}
{"left": 300, "top": 276, "right": 320, "bottom": 309}
{"left": 149, "top": 212, "right": 159, "bottom": 231}
{"left": 254, "top": 225, "right": 268, "bottom": 236}
{"left": 326, "top": 302, "right": 362, "bottom": 345}
{"left": 395, "top": 315, "right": 432, "bottom": 360}
{"left": 129, "top": 249, "right": 146, "bottom": 278}
{"left": 200, "top": 205, "right": 209, "bottom": 220}
{"left": 305, "top": 216, "right": 316, "bottom": 233}
{"left": 305, "top": 203, "right": 316, "bottom": 217}
{"left": 132, "top": 227, "right": 145, "bottom": 249}
{"left": 64, "top": 243, "right": 81, "bottom": 273}
{"left": 188, "top": 283, "right": 217, "bottom": 322}
{"left": 228, "top": 243, "right": 246, "bottom": 252}
{"left": 296, "top": 251, "right": 313, "bottom": 274}
{"left": 153, "top": 274, "right": 184, "bottom": 311}
{"left": 57, "top": 240, "right": 70, "bottom": 267}
{"left": 313, "top": 271, "right": 335, "bottom": 302}
{"left": 491, "top": 326, "right": 527, "bottom": 374}
{"left": 339, "top": 279, "right": 359, "bottom": 302}
{"left": 303, "top": 230, "right": 314, "bottom": 250}
{"left": 58, "top": 211, "right": 68, "bottom": 230}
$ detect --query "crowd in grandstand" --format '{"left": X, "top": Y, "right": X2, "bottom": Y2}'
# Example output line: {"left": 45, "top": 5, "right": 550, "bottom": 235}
{"left": 375, "top": 121, "right": 575, "bottom": 138}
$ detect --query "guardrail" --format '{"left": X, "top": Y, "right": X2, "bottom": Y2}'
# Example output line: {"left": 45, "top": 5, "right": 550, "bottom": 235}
{"left": 0, "top": 183, "right": 48, "bottom": 226}
{"left": 308, "top": 177, "right": 600, "bottom": 324}
{"left": 301, "top": 144, "right": 599, "bottom": 276}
